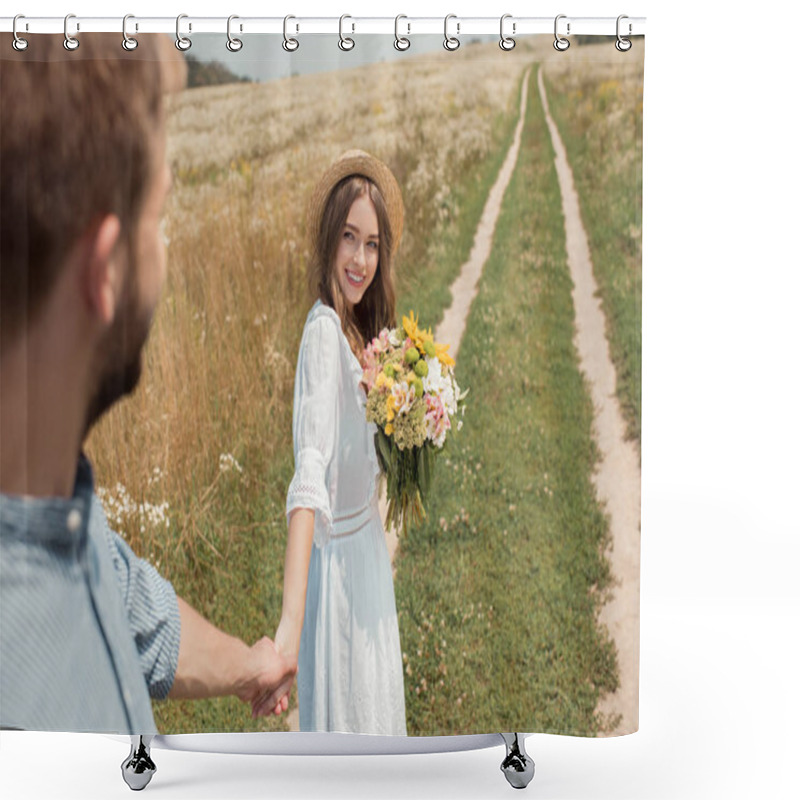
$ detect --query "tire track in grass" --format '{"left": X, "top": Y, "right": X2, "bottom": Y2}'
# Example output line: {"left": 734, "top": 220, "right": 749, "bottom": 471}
{"left": 538, "top": 68, "right": 641, "bottom": 735}
{"left": 383, "top": 66, "right": 533, "bottom": 567}
{"left": 393, "top": 64, "right": 617, "bottom": 736}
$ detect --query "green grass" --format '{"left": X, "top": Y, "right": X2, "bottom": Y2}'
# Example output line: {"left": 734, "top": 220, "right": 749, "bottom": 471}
{"left": 150, "top": 70, "right": 527, "bottom": 734}
{"left": 542, "top": 57, "right": 643, "bottom": 446}
{"left": 393, "top": 65, "right": 619, "bottom": 736}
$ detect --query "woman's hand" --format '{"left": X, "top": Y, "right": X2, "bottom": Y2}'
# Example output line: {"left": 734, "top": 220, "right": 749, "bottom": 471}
{"left": 235, "top": 635, "right": 297, "bottom": 718}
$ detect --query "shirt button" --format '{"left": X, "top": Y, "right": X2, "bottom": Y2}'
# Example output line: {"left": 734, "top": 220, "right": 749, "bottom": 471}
{"left": 66, "top": 509, "right": 82, "bottom": 533}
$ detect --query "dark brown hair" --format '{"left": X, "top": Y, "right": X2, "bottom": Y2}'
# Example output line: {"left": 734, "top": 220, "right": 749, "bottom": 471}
{"left": 309, "top": 176, "right": 396, "bottom": 360}
{"left": 0, "top": 33, "right": 186, "bottom": 352}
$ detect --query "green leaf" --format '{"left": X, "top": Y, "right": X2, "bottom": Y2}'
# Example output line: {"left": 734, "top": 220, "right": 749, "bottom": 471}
{"left": 375, "top": 431, "right": 391, "bottom": 473}
{"left": 420, "top": 445, "right": 434, "bottom": 502}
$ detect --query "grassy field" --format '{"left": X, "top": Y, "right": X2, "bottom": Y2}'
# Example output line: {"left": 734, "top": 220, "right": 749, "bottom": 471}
{"left": 393, "top": 64, "right": 619, "bottom": 736}
{"left": 87, "top": 40, "right": 538, "bottom": 733}
{"left": 87, "top": 39, "right": 635, "bottom": 735}
{"left": 542, "top": 45, "right": 644, "bottom": 446}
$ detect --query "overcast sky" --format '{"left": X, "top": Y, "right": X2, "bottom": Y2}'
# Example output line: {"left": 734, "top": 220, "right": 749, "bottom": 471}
{"left": 186, "top": 33, "right": 497, "bottom": 83}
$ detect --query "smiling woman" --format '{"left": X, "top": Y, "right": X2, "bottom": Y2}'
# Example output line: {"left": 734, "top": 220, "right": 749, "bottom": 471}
{"left": 274, "top": 151, "right": 408, "bottom": 734}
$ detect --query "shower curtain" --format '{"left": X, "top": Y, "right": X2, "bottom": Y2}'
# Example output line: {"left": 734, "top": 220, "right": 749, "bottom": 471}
{"left": 0, "top": 26, "right": 643, "bottom": 741}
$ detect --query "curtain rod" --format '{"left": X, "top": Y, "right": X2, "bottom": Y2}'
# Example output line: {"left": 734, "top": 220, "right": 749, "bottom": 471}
{"left": 1, "top": 16, "right": 646, "bottom": 38}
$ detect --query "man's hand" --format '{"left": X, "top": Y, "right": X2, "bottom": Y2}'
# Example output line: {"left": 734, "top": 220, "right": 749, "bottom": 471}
{"left": 237, "top": 636, "right": 297, "bottom": 718}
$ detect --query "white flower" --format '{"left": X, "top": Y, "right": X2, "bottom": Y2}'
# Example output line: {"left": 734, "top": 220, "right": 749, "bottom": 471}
{"left": 422, "top": 357, "right": 444, "bottom": 395}
{"left": 219, "top": 453, "right": 243, "bottom": 474}
{"left": 441, "top": 377, "right": 457, "bottom": 417}
{"left": 391, "top": 382, "right": 415, "bottom": 415}
{"left": 388, "top": 328, "right": 402, "bottom": 348}
{"left": 97, "top": 483, "right": 169, "bottom": 531}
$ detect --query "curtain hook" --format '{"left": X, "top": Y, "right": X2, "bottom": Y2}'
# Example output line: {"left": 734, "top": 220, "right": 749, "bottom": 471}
{"left": 175, "top": 14, "right": 192, "bottom": 51}
{"left": 339, "top": 14, "right": 355, "bottom": 51}
{"left": 553, "top": 14, "right": 570, "bottom": 51}
{"left": 499, "top": 14, "right": 516, "bottom": 51}
{"left": 63, "top": 13, "right": 80, "bottom": 51}
{"left": 283, "top": 15, "right": 299, "bottom": 52}
{"left": 394, "top": 14, "right": 410, "bottom": 51}
{"left": 616, "top": 14, "right": 632, "bottom": 52}
{"left": 227, "top": 15, "right": 243, "bottom": 52}
{"left": 122, "top": 14, "right": 138, "bottom": 51}
{"left": 12, "top": 15, "right": 29, "bottom": 51}
{"left": 443, "top": 14, "right": 460, "bottom": 51}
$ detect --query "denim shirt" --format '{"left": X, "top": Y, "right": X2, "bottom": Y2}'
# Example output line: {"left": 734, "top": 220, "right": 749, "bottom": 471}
{"left": 0, "top": 456, "right": 180, "bottom": 733}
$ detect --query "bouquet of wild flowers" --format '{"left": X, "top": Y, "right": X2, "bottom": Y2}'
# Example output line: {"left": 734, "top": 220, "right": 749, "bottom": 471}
{"left": 362, "top": 311, "right": 467, "bottom": 534}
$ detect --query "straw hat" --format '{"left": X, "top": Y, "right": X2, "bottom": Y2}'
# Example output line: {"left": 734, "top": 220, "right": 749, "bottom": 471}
{"left": 307, "top": 149, "right": 404, "bottom": 257}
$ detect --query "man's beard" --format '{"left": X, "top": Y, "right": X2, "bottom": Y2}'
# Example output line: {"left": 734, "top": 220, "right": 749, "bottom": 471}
{"left": 83, "top": 272, "right": 153, "bottom": 437}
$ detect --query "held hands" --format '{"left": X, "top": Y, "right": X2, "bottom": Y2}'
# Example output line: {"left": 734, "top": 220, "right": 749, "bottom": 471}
{"left": 170, "top": 597, "right": 296, "bottom": 717}
{"left": 259, "top": 618, "right": 301, "bottom": 718}
{"left": 237, "top": 635, "right": 297, "bottom": 719}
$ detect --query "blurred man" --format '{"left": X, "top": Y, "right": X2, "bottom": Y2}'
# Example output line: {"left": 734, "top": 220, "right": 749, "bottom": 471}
{"left": 0, "top": 34, "right": 293, "bottom": 733}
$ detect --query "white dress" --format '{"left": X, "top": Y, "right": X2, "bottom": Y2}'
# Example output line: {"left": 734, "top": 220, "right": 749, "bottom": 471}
{"left": 286, "top": 300, "right": 407, "bottom": 735}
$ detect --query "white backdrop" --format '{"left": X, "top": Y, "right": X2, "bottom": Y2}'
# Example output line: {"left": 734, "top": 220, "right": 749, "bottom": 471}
{"left": 2, "top": 1, "right": 798, "bottom": 798}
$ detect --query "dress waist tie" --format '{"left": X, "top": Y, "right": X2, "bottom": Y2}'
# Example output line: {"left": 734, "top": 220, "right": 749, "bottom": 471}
{"left": 330, "top": 496, "right": 379, "bottom": 539}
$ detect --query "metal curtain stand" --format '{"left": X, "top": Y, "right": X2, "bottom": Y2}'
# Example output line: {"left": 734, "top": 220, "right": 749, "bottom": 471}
{"left": 121, "top": 732, "right": 535, "bottom": 791}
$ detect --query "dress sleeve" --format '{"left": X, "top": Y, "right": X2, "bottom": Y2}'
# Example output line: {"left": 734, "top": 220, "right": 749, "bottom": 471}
{"left": 93, "top": 495, "right": 181, "bottom": 700}
{"left": 286, "top": 314, "right": 341, "bottom": 548}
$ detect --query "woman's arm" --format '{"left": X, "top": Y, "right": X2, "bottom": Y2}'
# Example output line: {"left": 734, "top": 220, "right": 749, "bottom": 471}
{"left": 274, "top": 508, "right": 315, "bottom": 664}
{"left": 251, "top": 509, "right": 314, "bottom": 719}
{"left": 264, "top": 313, "right": 339, "bottom": 716}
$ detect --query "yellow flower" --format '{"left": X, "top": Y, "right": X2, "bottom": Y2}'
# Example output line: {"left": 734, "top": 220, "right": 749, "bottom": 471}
{"left": 402, "top": 310, "right": 434, "bottom": 352}
{"left": 385, "top": 423, "right": 394, "bottom": 435}
{"left": 402, "top": 310, "right": 420, "bottom": 342}
{"left": 435, "top": 341, "right": 455, "bottom": 369}
{"left": 376, "top": 372, "right": 394, "bottom": 392}
{"left": 386, "top": 395, "right": 397, "bottom": 423}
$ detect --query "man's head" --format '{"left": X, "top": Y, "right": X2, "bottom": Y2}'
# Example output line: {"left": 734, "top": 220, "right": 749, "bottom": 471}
{"left": 1, "top": 33, "right": 185, "bottom": 431}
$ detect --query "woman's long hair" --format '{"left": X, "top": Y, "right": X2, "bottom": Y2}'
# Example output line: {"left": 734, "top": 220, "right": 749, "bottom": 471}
{"left": 309, "top": 176, "right": 396, "bottom": 361}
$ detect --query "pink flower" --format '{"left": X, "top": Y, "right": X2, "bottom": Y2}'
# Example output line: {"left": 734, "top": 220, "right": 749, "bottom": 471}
{"left": 362, "top": 365, "right": 379, "bottom": 393}
{"left": 433, "top": 415, "right": 451, "bottom": 447}
{"left": 426, "top": 394, "right": 445, "bottom": 419}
